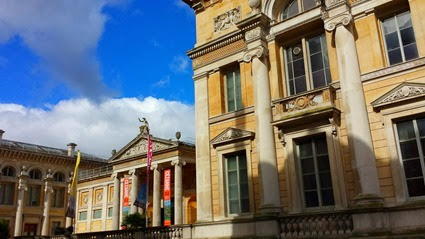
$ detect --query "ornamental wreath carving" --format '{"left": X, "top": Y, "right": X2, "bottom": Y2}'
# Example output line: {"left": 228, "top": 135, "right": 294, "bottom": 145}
{"left": 214, "top": 7, "right": 241, "bottom": 32}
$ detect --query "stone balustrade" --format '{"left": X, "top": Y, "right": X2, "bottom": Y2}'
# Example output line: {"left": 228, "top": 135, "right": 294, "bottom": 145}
{"left": 280, "top": 211, "right": 353, "bottom": 237}
{"left": 144, "top": 226, "right": 183, "bottom": 239}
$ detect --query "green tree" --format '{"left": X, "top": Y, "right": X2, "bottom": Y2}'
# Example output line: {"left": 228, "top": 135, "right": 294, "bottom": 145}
{"left": 0, "top": 219, "right": 9, "bottom": 239}
{"left": 122, "top": 212, "right": 145, "bottom": 229}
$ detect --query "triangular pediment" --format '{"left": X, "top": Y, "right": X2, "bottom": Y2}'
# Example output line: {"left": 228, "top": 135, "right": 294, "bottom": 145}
{"left": 110, "top": 134, "right": 176, "bottom": 162}
{"left": 371, "top": 82, "right": 425, "bottom": 109}
{"left": 211, "top": 127, "right": 255, "bottom": 146}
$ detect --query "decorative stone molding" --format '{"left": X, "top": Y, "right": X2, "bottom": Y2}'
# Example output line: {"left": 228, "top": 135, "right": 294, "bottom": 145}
{"left": 245, "top": 26, "right": 268, "bottom": 42}
{"left": 150, "top": 163, "right": 159, "bottom": 171}
{"left": 325, "top": 0, "right": 347, "bottom": 8}
{"left": 329, "top": 117, "right": 339, "bottom": 136}
{"left": 278, "top": 130, "right": 286, "bottom": 147}
{"left": 214, "top": 7, "right": 241, "bottom": 32}
{"left": 211, "top": 127, "right": 255, "bottom": 146}
{"left": 129, "top": 169, "right": 137, "bottom": 175}
{"left": 243, "top": 46, "right": 268, "bottom": 62}
{"left": 324, "top": 12, "right": 352, "bottom": 31}
{"left": 371, "top": 82, "right": 425, "bottom": 110}
{"left": 287, "top": 94, "right": 318, "bottom": 112}
{"left": 171, "top": 159, "right": 187, "bottom": 167}
{"left": 188, "top": 33, "right": 244, "bottom": 59}
{"left": 362, "top": 58, "right": 425, "bottom": 81}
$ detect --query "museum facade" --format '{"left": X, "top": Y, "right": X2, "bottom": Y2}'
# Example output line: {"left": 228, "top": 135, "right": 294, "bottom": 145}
{"left": 183, "top": 0, "right": 425, "bottom": 237}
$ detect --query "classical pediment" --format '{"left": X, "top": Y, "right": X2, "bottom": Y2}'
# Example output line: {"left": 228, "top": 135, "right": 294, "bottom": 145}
{"left": 211, "top": 127, "right": 255, "bottom": 146}
{"left": 110, "top": 135, "right": 176, "bottom": 162}
{"left": 371, "top": 82, "right": 425, "bottom": 109}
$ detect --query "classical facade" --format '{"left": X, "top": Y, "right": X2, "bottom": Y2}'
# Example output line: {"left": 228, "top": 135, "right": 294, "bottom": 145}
{"left": 0, "top": 130, "right": 106, "bottom": 237}
{"left": 74, "top": 131, "right": 197, "bottom": 233}
{"left": 183, "top": 0, "right": 425, "bottom": 237}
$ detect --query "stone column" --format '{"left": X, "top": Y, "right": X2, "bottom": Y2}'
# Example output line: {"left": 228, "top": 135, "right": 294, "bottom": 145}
{"left": 129, "top": 169, "right": 139, "bottom": 214}
{"left": 15, "top": 166, "right": 29, "bottom": 237}
{"left": 41, "top": 170, "right": 54, "bottom": 236}
{"left": 194, "top": 72, "right": 213, "bottom": 221}
{"left": 323, "top": 2, "right": 382, "bottom": 204}
{"left": 172, "top": 159, "right": 186, "bottom": 225}
{"left": 111, "top": 173, "right": 121, "bottom": 230}
{"left": 240, "top": 14, "right": 281, "bottom": 212}
{"left": 151, "top": 164, "right": 161, "bottom": 227}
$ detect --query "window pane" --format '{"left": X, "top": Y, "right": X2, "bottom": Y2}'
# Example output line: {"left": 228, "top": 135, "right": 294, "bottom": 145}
{"left": 399, "top": 141, "right": 419, "bottom": 159}
{"left": 315, "top": 137, "right": 328, "bottom": 155}
{"left": 284, "top": 0, "right": 299, "bottom": 19}
{"left": 308, "top": 36, "right": 321, "bottom": 54}
{"left": 317, "top": 155, "right": 331, "bottom": 171}
{"left": 108, "top": 208, "right": 113, "bottom": 217}
{"left": 238, "top": 155, "right": 247, "bottom": 169}
{"left": 403, "top": 159, "right": 424, "bottom": 178}
{"left": 301, "top": 158, "right": 315, "bottom": 174}
{"left": 312, "top": 71, "right": 326, "bottom": 88}
{"left": 293, "top": 60, "right": 305, "bottom": 77}
{"left": 235, "top": 70, "right": 242, "bottom": 110}
{"left": 382, "top": 18, "right": 397, "bottom": 35}
{"left": 400, "top": 28, "right": 416, "bottom": 46}
{"left": 240, "top": 183, "right": 249, "bottom": 198}
{"left": 397, "top": 120, "right": 416, "bottom": 140}
{"left": 404, "top": 43, "right": 419, "bottom": 61}
{"left": 388, "top": 49, "right": 403, "bottom": 65}
{"left": 239, "top": 170, "right": 248, "bottom": 184}
{"left": 417, "top": 117, "right": 425, "bottom": 136}
{"left": 319, "top": 172, "right": 333, "bottom": 188}
{"left": 303, "top": 175, "right": 317, "bottom": 190}
{"left": 295, "top": 76, "right": 307, "bottom": 93}
{"left": 241, "top": 198, "right": 250, "bottom": 213}
{"left": 407, "top": 178, "right": 425, "bottom": 197}
{"left": 227, "top": 157, "right": 237, "bottom": 171}
{"left": 305, "top": 191, "right": 319, "bottom": 208}
{"left": 321, "top": 189, "right": 335, "bottom": 206}
{"left": 397, "top": 11, "right": 413, "bottom": 30}
{"left": 385, "top": 32, "right": 401, "bottom": 50}
{"left": 302, "top": 0, "right": 317, "bottom": 11}
{"left": 229, "top": 200, "right": 239, "bottom": 214}
{"left": 228, "top": 171, "right": 238, "bottom": 185}
{"left": 310, "top": 53, "right": 324, "bottom": 72}
{"left": 299, "top": 141, "right": 313, "bottom": 158}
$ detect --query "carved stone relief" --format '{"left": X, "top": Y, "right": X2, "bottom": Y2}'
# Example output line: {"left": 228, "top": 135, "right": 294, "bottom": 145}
{"left": 371, "top": 82, "right": 425, "bottom": 109}
{"left": 214, "top": 7, "right": 241, "bottom": 32}
{"left": 211, "top": 127, "right": 255, "bottom": 146}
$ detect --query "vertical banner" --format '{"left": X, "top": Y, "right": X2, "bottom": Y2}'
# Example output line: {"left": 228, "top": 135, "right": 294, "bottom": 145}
{"left": 163, "top": 169, "right": 172, "bottom": 226}
{"left": 123, "top": 177, "right": 130, "bottom": 217}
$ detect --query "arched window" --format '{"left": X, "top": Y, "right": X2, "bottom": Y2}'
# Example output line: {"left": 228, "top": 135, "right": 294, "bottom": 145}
{"left": 29, "top": 169, "right": 42, "bottom": 180}
{"left": 1, "top": 166, "right": 15, "bottom": 177}
{"left": 53, "top": 172, "right": 65, "bottom": 182}
{"left": 281, "top": 0, "right": 319, "bottom": 20}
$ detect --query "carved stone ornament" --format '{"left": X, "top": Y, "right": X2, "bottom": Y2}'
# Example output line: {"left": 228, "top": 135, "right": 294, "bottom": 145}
{"left": 211, "top": 127, "right": 255, "bottom": 146}
{"left": 119, "top": 138, "right": 171, "bottom": 159}
{"left": 287, "top": 94, "right": 318, "bottom": 112}
{"left": 97, "top": 192, "right": 103, "bottom": 202}
{"left": 171, "top": 159, "right": 187, "bottom": 167}
{"left": 325, "top": 0, "right": 346, "bottom": 8}
{"left": 324, "top": 12, "right": 352, "bottom": 32}
{"left": 214, "top": 7, "right": 241, "bottom": 32}
{"left": 371, "top": 82, "right": 425, "bottom": 109}
{"left": 278, "top": 130, "right": 286, "bottom": 147}
{"left": 245, "top": 26, "right": 266, "bottom": 42}
{"left": 243, "top": 46, "right": 268, "bottom": 62}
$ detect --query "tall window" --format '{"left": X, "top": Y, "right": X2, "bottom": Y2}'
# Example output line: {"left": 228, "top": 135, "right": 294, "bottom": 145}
{"left": 297, "top": 135, "right": 334, "bottom": 208}
{"left": 26, "top": 185, "right": 41, "bottom": 206}
{"left": 0, "top": 183, "right": 15, "bottom": 205}
{"left": 281, "top": 0, "right": 319, "bottom": 20}
{"left": 93, "top": 209, "right": 102, "bottom": 219}
{"left": 382, "top": 11, "right": 418, "bottom": 66}
{"left": 395, "top": 117, "right": 425, "bottom": 197}
{"left": 226, "top": 152, "right": 249, "bottom": 214}
{"left": 2, "top": 166, "right": 15, "bottom": 177}
{"left": 285, "top": 34, "right": 331, "bottom": 95}
{"left": 225, "top": 67, "right": 242, "bottom": 112}
{"left": 51, "top": 188, "right": 65, "bottom": 208}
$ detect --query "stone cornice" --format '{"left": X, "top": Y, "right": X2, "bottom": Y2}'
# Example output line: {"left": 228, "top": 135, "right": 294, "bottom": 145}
{"left": 182, "top": 0, "right": 222, "bottom": 13}
{"left": 187, "top": 31, "right": 244, "bottom": 59}
{"left": 211, "top": 127, "right": 255, "bottom": 147}
{"left": 362, "top": 58, "right": 425, "bottom": 82}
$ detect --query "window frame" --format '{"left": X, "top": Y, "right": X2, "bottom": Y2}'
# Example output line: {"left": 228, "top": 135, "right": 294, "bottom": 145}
{"left": 393, "top": 117, "right": 425, "bottom": 199}
{"left": 224, "top": 151, "right": 250, "bottom": 215}
{"left": 25, "top": 185, "right": 41, "bottom": 207}
{"left": 283, "top": 33, "right": 332, "bottom": 96}
{"left": 79, "top": 211, "right": 88, "bottom": 221}
{"left": 0, "top": 182, "right": 15, "bottom": 205}
{"left": 283, "top": 124, "right": 347, "bottom": 212}
{"left": 280, "top": 0, "right": 321, "bottom": 21}
{"left": 295, "top": 134, "right": 335, "bottom": 209}
{"left": 92, "top": 209, "right": 102, "bottom": 220}
{"left": 224, "top": 65, "right": 243, "bottom": 113}
{"left": 380, "top": 10, "right": 419, "bottom": 66}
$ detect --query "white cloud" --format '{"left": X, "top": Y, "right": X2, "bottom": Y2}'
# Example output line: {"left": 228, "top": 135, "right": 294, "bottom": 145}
{"left": 0, "top": 97, "right": 195, "bottom": 158}
{"left": 0, "top": 0, "right": 123, "bottom": 99}
{"left": 170, "top": 55, "right": 189, "bottom": 73}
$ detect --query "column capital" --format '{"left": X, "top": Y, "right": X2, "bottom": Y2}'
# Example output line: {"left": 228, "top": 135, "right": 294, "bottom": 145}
{"left": 171, "top": 159, "right": 187, "bottom": 167}
{"left": 150, "top": 163, "right": 160, "bottom": 171}
{"left": 243, "top": 46, "right": 268, "bottom": 63}
{"left": 322, "top": 1, "right": 352, "bottom": 32}
{"left": 193, "top": 72, "right": 209, "bottom": 81}
{"left": 111, "top": 172, "right": 121, "bottom": 180}
{"left": 129, "top": 169, "right": 138, "bottom": 175}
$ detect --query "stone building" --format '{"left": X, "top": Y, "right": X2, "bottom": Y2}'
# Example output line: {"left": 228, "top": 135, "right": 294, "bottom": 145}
{"left": 0, "top": 130, "right": 106, "bottom": 237}
{"left": 74, "top": 131, "right": 197, "bottom": 233}
{"left": 182, "top": 0, "right": 425, "bottom": 237}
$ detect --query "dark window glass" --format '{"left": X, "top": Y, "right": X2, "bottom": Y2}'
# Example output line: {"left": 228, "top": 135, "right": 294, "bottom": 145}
{"left": 286, "top": 42, "right": 307, "bottom": 95}
{"left": 52, "top": 188, "right": 65, "bottom": 208}
{"left": 1, "top": 166, "right": 15, "bottom": 177}
{"left": 54, "top": 173, "right": 65, "bottom": 182}
{"left": 26, "top": 185, "right": 41, "bottom": 206}
{"left": 0, "top": 183, "right": 15, "bottom": 205}
{"left": 226, "top": 152, "right": 250, "bottom": 214}
{"left": 382, "top": 11, "right": 418, "bottom": 65}
{"left": 282, "top": 0, "right": 299, "bottom": 20}
{"left": 298, "top": 135, "right": 334, "bottom": 208}
{"left": 302, "top": 0, "right": 317, "bottom": 11}
{"left": 396, "top": 118, "right": 425, "bottom": 197}
{"left": 226, "top": 68, "right": 242, "bottom": 112}
{"left": 29, "top": 170, "right": 42, "bottom": 180}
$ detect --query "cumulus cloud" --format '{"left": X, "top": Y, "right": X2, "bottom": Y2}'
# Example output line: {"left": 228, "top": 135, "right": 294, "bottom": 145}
{"left": 0, "top": 97, "right": 195, "bottom": 158}
{"left": 0, "top": 0, "right": 120, "bottom": 99}
{"left": 170, "top": 55, "right": 189, "bottom": 73}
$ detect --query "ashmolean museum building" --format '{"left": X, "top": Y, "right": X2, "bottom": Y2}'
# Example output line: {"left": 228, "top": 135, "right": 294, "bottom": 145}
{"left": 183, "top": 0, "right": 425, "bottom": 237}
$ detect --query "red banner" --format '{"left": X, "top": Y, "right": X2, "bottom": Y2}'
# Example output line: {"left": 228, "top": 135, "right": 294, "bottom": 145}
{"left": 163, "top": 169, "right": 171, "bottom": 226}
{"left": 123, "top": 178, "right": 130, "bottom": 207}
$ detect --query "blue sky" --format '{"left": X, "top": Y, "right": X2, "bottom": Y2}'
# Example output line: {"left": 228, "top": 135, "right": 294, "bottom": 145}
{"left": 0, "top": 0, "right": 197, "bottom": 157}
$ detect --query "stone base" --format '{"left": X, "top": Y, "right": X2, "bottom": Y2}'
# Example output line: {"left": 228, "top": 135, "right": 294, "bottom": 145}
{"left": 354, "top": 194, "right": 385, "bottom": 207}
